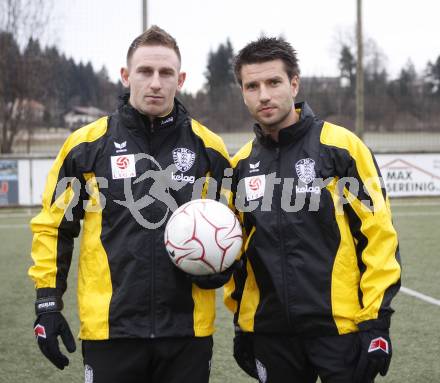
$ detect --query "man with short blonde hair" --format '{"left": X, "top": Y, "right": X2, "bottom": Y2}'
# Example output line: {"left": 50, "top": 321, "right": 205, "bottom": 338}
{"left": 29, "top": 26, "right": 233, "bottom": 383}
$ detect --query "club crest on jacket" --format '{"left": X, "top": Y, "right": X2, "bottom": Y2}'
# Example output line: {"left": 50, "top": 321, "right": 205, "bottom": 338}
{"left": 172, "top": 148, "right": 196, "bottom": 172}
{"left": 295, "top": 158, "right": 316, "bottom": 184}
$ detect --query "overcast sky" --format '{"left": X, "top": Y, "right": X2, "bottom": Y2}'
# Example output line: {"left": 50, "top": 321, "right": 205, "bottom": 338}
{"left": 48, "top": 0, "right": 440, "bottom": 93}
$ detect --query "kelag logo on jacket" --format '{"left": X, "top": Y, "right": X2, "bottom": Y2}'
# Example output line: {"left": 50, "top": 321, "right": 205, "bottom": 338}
{"left": 171, "top": 148, "right": 196, "bottom": 184}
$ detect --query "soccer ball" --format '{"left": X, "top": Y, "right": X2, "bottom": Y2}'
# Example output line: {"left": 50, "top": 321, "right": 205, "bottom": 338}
{"left": 164, "top": 199, "right": 243, "bottom": 275}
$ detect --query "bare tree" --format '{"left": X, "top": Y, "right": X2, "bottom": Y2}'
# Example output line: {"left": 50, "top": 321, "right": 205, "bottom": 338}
{"left": 0, "top": 0, "right": 53, "bottom": 153}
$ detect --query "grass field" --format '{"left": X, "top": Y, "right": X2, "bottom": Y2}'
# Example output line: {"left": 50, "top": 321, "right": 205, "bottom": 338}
{"left": 0, "top": 198, "right": 439, "bottom": 382}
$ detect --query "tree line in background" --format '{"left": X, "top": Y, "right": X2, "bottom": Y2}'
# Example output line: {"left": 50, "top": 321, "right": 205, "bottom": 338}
{"left": 0, "top": 31, "right": 122, "bottom": 153}
{"left": 1, "top": 31, "right": 440, "bottom": 153}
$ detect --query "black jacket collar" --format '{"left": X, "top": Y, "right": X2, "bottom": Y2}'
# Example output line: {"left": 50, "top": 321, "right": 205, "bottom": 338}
{"left": 254, "top": 101, "right": 316, "bottom": 147}
{"left": 117, "top": 93, "right": 188, "bottom": 134}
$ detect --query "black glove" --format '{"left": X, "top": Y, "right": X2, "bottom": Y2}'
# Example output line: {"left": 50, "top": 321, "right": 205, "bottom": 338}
{"left": 233, "top": 331, "right": 258, "bottom": 379}
{"left": 33, "top": 297, "right": 76, "bottom": 370}
{"left": 353, "top": 329, "right": 392, "bottom": 383}
{"left": 188, "top": 260, "right": 241, "bottom": 289}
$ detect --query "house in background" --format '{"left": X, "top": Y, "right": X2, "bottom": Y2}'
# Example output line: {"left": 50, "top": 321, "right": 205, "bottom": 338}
{"left": 11, "top": 99, "right": 45, "bottom": 123}
{"left": 64, "top": 106, "right": 107, "bottom": 131}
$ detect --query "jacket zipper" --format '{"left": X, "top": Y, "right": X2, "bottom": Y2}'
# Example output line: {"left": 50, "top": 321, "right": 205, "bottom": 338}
{"left": 148, "top": 130, "right": 156, "bottom": 338}
{"left": 275, "top": 146, "right": 292, "bottom": 328}
{"left": 150, "top": 228, "right": 156, "bottom": 338}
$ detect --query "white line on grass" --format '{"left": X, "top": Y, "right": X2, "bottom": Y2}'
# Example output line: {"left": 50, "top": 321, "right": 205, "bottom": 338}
{"left": 393, "top": 211, "right": 440, "bottom": 217}
{"left": 0, "top": 213, "right": 36, "bottom": 219}
{"left": 400, "top": 286, "right": 440, "bottom": 306}
{"left": 0, "top": 224, "right": 29, "bottom": 229}
{"left": 392, "top": 201, "right": 440, "bottom": 208}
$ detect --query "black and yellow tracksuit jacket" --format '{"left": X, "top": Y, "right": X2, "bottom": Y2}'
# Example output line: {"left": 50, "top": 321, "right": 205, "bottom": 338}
{"left": 29, "top": 97, "right": 230, "bottom": 340}
{"left": 224, "top": 102, "right": 401, "bottom": 337}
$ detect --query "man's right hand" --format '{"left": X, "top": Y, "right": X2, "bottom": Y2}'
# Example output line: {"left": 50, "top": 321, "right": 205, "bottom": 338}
{"left": 353, "top": 329, "right": 392, "bottom": 383}
{"left": 187, "top": 260, "right": 242, "bottom": 289}
{"left": 34, "top": 296, "right": 76, "bottom": 370}
{"left": 233, "top": 332, "right": 258, "bottom": 378}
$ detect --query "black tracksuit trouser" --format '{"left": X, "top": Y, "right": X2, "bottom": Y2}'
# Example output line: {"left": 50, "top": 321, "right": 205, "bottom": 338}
{"left": 82, "top": 336, "right": 213, "bottom": 383}
{"left": 253, "top": 332, "right": 362, "bottom": 383}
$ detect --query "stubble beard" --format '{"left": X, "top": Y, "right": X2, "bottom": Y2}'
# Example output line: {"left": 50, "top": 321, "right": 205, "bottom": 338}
{"left": 257, "top": 106, "right": 293, "bottom": 134}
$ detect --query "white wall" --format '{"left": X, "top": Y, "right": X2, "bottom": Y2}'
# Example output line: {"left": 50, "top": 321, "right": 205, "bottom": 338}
{"left": 30, "top": 159, "right": 54, "bottom": 205}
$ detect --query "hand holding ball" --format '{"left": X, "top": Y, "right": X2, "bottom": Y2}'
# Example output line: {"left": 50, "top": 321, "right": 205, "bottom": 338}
{"left": 164, "top": 199, "right": 243, "bottom": 276}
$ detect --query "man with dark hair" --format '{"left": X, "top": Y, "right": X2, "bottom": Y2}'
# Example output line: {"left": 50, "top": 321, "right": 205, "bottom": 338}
{"left": 233, "top": 36, "right": 300, "bottom": 85}
{"left": 225, "top": 36, "right": 401, "bottom": 383}
{"left": 29, "top": 25, "right": 234, "bottom": 383}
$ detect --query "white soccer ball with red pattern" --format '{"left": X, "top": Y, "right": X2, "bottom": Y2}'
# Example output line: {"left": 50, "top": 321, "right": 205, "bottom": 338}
{"left": 164, "top": 199, "right": 243, "bottom": 275}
